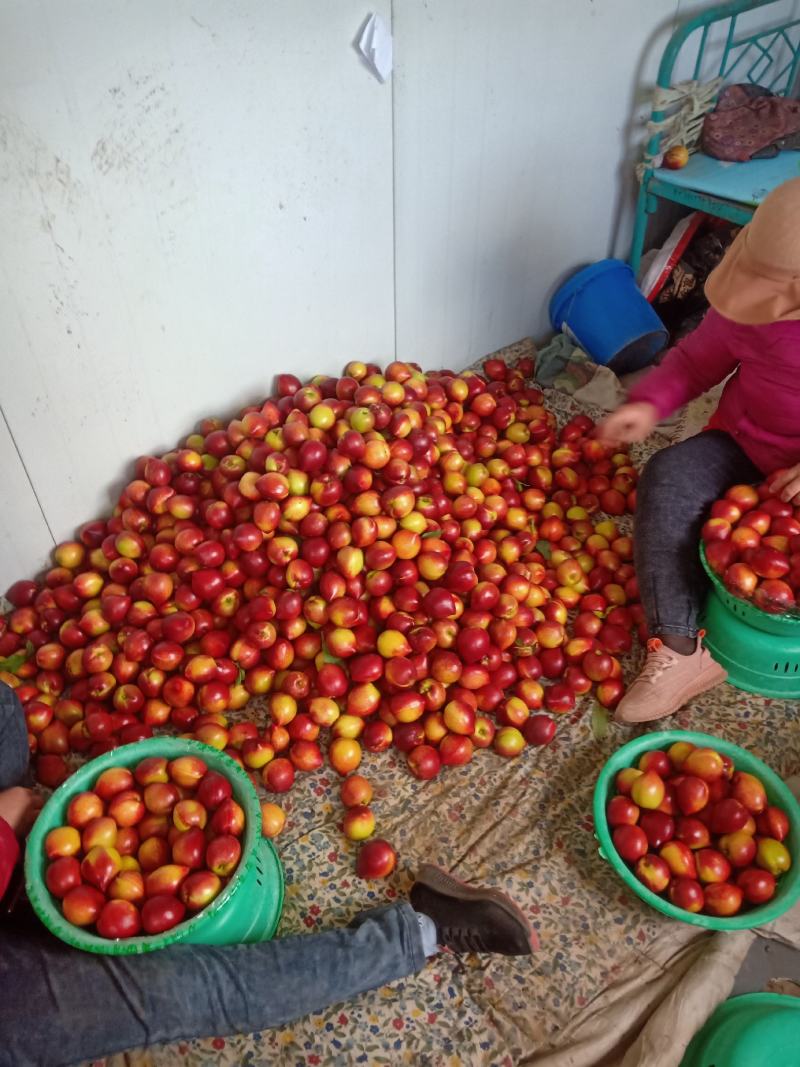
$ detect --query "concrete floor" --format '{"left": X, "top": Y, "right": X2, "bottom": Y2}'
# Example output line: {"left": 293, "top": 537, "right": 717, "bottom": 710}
{"left": 732, "top": 938, "right": 800, "bottom": 996}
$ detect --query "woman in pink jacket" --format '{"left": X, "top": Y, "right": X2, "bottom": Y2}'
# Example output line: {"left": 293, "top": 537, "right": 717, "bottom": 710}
{"left": 600, "top": 177, "right": 800, "bottom": 724}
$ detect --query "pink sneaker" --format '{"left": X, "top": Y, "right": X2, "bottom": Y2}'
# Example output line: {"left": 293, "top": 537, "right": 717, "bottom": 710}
{"left": 614, "top": 636, "right": 727, "bottom": 725}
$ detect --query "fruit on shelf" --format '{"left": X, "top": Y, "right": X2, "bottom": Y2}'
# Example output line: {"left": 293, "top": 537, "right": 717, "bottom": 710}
{"left": 663, "top": 145, "right": 689, "bottom": 170}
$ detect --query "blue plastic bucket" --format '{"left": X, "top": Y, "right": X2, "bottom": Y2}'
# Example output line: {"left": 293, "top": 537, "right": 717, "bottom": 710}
{"left": 549, "top": 259, "right": 668, "bottom": 374}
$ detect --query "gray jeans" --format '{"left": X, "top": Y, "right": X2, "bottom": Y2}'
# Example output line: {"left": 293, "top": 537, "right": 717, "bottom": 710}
{"left": 0, "top": 685, "right": 426, "bottom": 1066}
{"left": 634, "top": 431, "right": 762, "bottom": 640}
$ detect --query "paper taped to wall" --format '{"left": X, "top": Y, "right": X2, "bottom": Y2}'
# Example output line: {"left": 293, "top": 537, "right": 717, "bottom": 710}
{"left": 357, "top": 13, "right": 392, "bottom": 83}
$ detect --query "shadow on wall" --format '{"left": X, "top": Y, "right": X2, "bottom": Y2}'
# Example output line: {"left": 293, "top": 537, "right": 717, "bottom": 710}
{"left": 607, "top": 4, "right": 686, "bottom": 263}
{"left": 534, "top": 7, "right": 685, "bottom": 334}
{"left": 89, "top": 382, "right": 285, "bottom": 543}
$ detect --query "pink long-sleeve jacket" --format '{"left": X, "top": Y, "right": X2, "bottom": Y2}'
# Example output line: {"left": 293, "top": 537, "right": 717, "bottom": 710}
{"left": 0, "top": 817, "right": 19, "bottom": 900}
{"left": 627, "top": 308, "right": 800, "bottom": 475}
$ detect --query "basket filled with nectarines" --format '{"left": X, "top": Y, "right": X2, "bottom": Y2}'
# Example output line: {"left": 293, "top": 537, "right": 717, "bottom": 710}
{"left": 700, "top": 480, "right": 800, "bottom": 697}
{"left": 25, "top": 737, "right": 284, "bottom": 954}
{"left": 593, "top": 731, "right": 800, "bottom": 930}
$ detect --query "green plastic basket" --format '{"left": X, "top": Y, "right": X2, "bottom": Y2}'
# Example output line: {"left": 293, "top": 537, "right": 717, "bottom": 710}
{"left": 699, "top": 542, "right": 800, "bottom": 635}
{"left": 699, "top": 543, "right": 800, "bottom": 698}
{"left": 681, "top": 994, "right": 800, "bottom": 1067}
{"left": 25, "top": 737, "right": 284, "bottom": 955}
{"left": 593, "top": 730, "right": 800, "bottom": 931}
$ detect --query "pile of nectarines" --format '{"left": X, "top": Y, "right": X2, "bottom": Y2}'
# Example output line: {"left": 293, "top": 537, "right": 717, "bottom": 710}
{"left": 1, "top": 354, "right": 645, "bottom": 876}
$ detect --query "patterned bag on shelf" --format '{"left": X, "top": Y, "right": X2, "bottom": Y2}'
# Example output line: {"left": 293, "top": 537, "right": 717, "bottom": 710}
{"left": 702, "top": 84, "right": 800, "bottom": 162}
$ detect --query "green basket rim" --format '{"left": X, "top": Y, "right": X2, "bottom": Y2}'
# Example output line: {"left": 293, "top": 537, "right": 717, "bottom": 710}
{"left": 593, "top": 730, "right": 800, "bottom": 931}
{"left": 681, "top": 992, "right": 800, "bottom": 1067}
{"left": 701, "top": 593, "right": 800, "bottom": 698}
{"left": 699, "top": 542, "right": 800, "bottom": 626}
{"left": 25, "top": 737, "right": 274, "bottom": 954}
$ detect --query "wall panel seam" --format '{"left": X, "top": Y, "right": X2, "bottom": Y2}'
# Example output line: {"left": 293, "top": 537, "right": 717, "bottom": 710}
{"left": 0, "top": 402, "right": 56, "bottom": 546}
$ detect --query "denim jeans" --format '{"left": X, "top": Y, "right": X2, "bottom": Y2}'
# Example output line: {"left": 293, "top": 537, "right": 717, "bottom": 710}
{"left": 0, "top": 686, "right": 426, "bottom": 1066}
{"left": 0, "top": 681, "right": 30, "bottom": 789}
{"left": 635, "top": 430, "right": 762, "bottom": 640}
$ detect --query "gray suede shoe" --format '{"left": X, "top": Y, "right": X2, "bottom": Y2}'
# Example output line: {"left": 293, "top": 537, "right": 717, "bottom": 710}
{"left": 410, "top": 864, "right": 536, "bottom": 956}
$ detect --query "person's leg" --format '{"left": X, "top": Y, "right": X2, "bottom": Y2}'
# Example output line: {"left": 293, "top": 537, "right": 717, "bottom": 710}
{"left": 0, "top": 682, "right": 30, "bottom": 789}
{"left": 0, "top": 864, "right": 534, "bottom": 1067}
{"left": 634, "top": 430, "right": 762, "bottom": 645}
{"left": 0, "top": 902, "right": 427, "bottom": 1067}
{"left": 616, "top": 431, "right": 762, "bottom": 725}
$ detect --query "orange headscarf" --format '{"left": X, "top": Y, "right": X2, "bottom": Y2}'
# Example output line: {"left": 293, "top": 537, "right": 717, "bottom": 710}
{"left": 705, "top": 176, "right": 800, "bottom": 324}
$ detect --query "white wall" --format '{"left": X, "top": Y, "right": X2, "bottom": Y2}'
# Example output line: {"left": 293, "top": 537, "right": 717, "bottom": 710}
{"left": 391, "top": 0, "right": 800, "bottom": 366}
{"left": 0, "top": 413, "right": 54, "bottom": 581}
{"left": 0, "top": 0, "right": 395, "bottom": 588}
{"left": 392, "top": 0, "right": 687, "bottom": 365}
{"left": 1, "top": 0, "right": 778, "bottom": 588}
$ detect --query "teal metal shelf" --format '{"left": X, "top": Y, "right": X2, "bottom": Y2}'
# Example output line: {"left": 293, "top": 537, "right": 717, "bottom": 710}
{"left": 631, "top": 0, "right": 800, "bottom": 274}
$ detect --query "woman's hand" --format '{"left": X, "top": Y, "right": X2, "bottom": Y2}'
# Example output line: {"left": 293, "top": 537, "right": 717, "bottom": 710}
{"left": 769, "top": 464, "right": 800, "bottom": 504}
{"left": 596, "top": 402, "right": 659, "bottom": 444}
{"left": 0, "top": 786, "right": 43, "bottom": 837}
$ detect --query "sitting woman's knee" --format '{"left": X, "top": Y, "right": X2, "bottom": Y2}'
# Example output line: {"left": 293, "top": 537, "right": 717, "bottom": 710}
{"left": 639, "top": 443, "right": 682, "bottom": 490}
